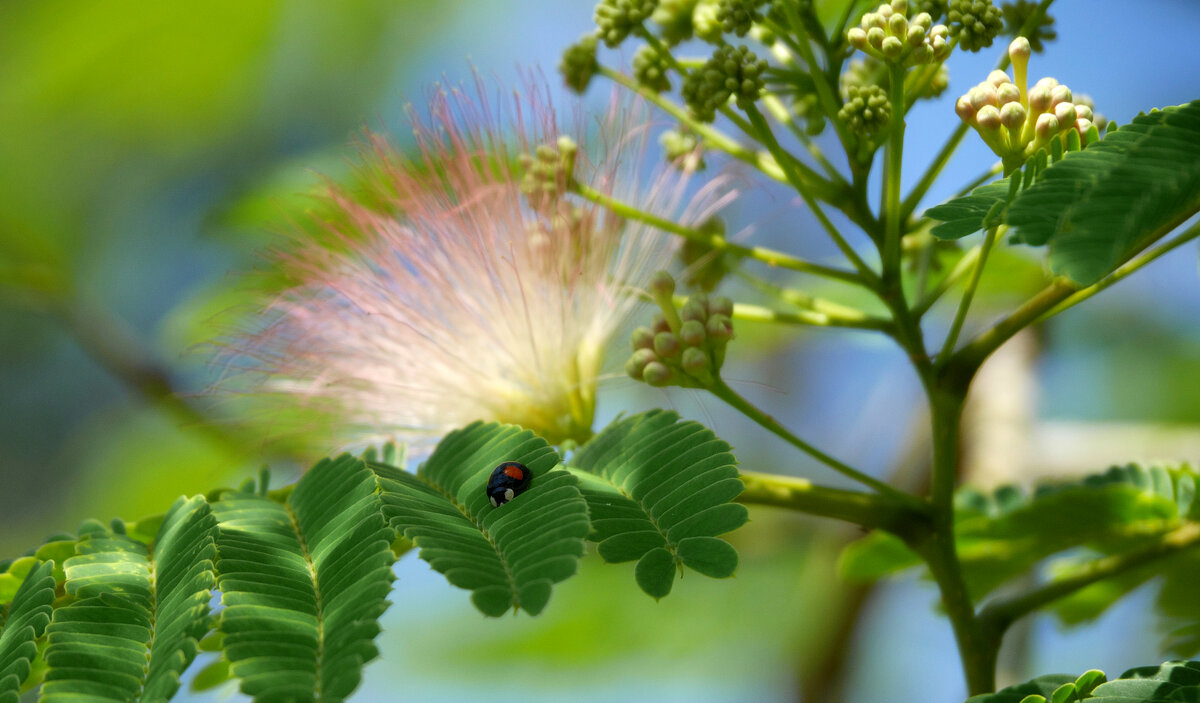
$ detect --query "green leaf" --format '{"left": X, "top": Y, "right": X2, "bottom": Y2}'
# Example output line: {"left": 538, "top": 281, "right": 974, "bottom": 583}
{"left": 40, "top": 495, "right": 218, "bottom": 703}
{"left": 370, "top": 422, "right": 589, "bottom": 617}
{"left": 927, "top": 176, "right": 1019, "bottom": 240}
{"left": 214, "top": 455, "right": 395, "bottom": 702}
{"left": 1005, "top": 100, "right": 1200, "bottom": 284}
{"left": 842, "top": 463, "right": 1200, "bottom": 652}
{"left": 0, "top": 560, "right": 54, "bottom": 703}
{"left": 968, "top": 661, "right": 1200, "bottom": 703}
{"left": 568, "top": 410, "right": 748, "bottom": 598}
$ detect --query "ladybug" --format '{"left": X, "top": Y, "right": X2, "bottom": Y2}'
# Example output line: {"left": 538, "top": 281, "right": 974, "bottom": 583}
{"left": 486, "top": 461, "right": 532, "bottom": 507}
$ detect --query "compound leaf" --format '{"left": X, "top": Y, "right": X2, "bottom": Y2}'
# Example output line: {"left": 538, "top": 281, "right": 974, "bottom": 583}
{"left": 568, "top": 410, "right": 747, "bottom": 598}
{"left": 214, "top": 455, "right": 394, "bottom": 703}
{"left": 0, "top": 560, "right": 54, "bottom": 703}
{"left": 370, "top": 422, "right": 589, "bottom": 617}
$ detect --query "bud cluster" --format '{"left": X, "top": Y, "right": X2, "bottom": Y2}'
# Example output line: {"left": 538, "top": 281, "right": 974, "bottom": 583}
{"left": 595, "top": 0, "right": 660, "bottom": 48}
{"left": 682, "top": 44, "right": 769, "bottom": 122}
{"left": 560, "top": 35, "right": 600, "bottom": 95}
{"left": 633, "top": 45, "right": 673, "bottom": 93}
{"left": 1001, "top": 0, "right": 1056, "bottom": 53}
{"left": 519, "top": 136, "right": 579, "bottom": 210}
{"left": 946, "top": 0, "right": 1003, "bottom": 52}
{"left": 716, "top": 0, "right": 766, "bottom": 37}
{"left": 842, "top": 57, "right": 948, "bottom": 102}
{"left": 651, "top": 0, "right": 700, "bottom": 44}
{"left": 847, "top": 0, "right": 952, "bottom": 66}
{"left": 955, "top": 38, "right": 1100, "bottom": 168}
{"left": 626, "top": 271, "right": 735, "bottom": 388}
{"left": 839, "top": 84, "right": 892, "bottom": 137}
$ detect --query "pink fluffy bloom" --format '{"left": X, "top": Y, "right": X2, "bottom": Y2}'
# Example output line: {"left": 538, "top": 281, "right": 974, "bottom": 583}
{"left": 230, "top": 82, "right": 726, "bottom": 451}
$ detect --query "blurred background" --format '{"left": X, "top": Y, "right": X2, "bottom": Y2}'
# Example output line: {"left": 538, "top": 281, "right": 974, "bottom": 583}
{"left": 1, "top": 1, "right": 1198, "bottom": 701}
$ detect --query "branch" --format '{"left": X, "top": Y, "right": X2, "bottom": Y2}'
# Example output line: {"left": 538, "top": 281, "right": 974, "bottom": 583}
{"left": 978, "top": 522, "right": 1200, "bottom": 633}
{"left": 737, "top": 470, "right": 930, "bottom": 536}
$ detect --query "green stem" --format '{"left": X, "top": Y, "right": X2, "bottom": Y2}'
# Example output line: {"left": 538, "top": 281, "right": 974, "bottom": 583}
{"left": 1040, "top": 220, "right": 1200, "bottom": 320}
{"left": 709, "top": 377, "right": 922, "bottom": 508}
{"left": 737, "top": 471, "right": 930, "bottom": 537}
{"left": 978, "top": 522, "right": 1200, "bottom": 638}
{"left": 729, "top": 300, "right": 894, "bottom": 332}
{"left": 939, "top": 226, "right": 1000, "bottom": 360}
{"left": 742, "top": 104, "right": 880, "bottom": 286}
{"left": 597, "top": 66, "right": 790, "bottom": 185}
{"left": 574, "top": 182, "right": 866, "bottom": 284}
{"left": 911, "top": 244, "right": 982, "bottom": 317}
{"left": 882, "top": 63, "right": 907, "bottom": 281}
{"left": 919, "top": 385, "right": 994, "bottom": 695}
{"left": 776, "top": 2, "right": 856, "bottom": 162}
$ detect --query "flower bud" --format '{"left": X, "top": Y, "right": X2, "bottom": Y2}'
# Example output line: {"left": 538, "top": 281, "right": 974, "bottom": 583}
{"left": 681, "top": 347, "right": 711, "bottom": 375}
{"left": 642, "top": 361, "right": 673, "bottom": 386}
{"left": 996, "top": 83, "right": 1020, "bottom": 104}
{"left": 1008, "top": 36, "right": 1031, "bottom": 62}
{"left": 654, "top": 331, "right": 680, "bottom": 358}
{"left": 681, "top": 298, "right": 708, "bottom": 322}
{"left": 889, "top": 13, "right": 908, "bottom": 37}
{"left": 907, "top": 25, "right": 927, "bottom": 47}
{"left": 976, "top": 105, "right": 1002, "bottom": 130}
{"left": 912, "top": 12, "right": 932, "bottom": 30}
{"left": 1075, "top": 104, "right": 1094, "bottom": 121}
{"left": 881, "top": 35, "right": 904, "bottom": 58}
{"left": 1034, "top": 77, "right": 1058, "bottom": 91}
{"left": 987, "top": 69, "right": 1011, "bottom": 87}
{"left": 649, "top": 270, "right": 676, "bottom": 297}
{"left": 631, "top": 326, "right": 655, "bottom": 350}
{"left": 1000, "top": 102, "right": 1025, "bottom": 128}
{"left": 1050, "top": 84, "right": 1072, "bottom": 106}
{"left": 849, "top": 27, "right": 869, "bottom": 48}
{"left": 1035, "top": 112, "right": 1059, "bottom": 139}
{"left": 1028, "top": 85, "right": 1051, "bottom": 113}
{"left": 890, "top": 0, "right": 908, "bottom": 14}
{"left": 867, "top": 26, "right": 886, "bottom": 49}
{"left": 955, "top": 96, "right": 976, "bottom": 122}
{"left": 1075, "top": 117, "right": 1094, "bottom": 136}
{"left": 706, "top": 314, "right": 734, "bottom": 342}
{"left": 651, "top": 313, "right": 671, "bottom": 334}
{"left": 969, "top": 84, "right": 997, "bottom": 109}
{"left": 680, "top": 319, "right": 706, "bottom": 346}
{"left": 709, "top": 296, "right": 734, "bottom": 318}
{"left": 627, "top": 348, "right": 659, "bottom": 380}
{"left": 878, "top": 4, "right": 895, "bottom": 19}
{"left": 1053, "top": 101, "right": 1076, "bottom": 125}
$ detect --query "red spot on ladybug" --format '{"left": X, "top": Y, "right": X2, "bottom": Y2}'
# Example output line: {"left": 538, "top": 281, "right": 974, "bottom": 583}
{"left": 486, "top": 461, "right": 532, "bottom": 507}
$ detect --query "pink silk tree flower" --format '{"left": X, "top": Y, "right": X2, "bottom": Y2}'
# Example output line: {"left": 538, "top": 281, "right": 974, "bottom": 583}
{"left": 225, "top": 82, "right": 727, "bottom": 452}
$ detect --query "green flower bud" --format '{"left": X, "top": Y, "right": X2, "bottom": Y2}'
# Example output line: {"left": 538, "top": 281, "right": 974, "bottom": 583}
{"left": 681, "top": 347, "right": 711, "bottom": 375}
{"left": 910, "top": 0, "right": 948, "bottom": 22}
{"left": 706, "top": 314, "right": 734, "bottom": 342}
{"left": 839, "top": 84, "right": 892, "bottom": 136}
{"left": 709, "top": 296, "right": 733, "bottom": 318}
{"left": 660, "top": 128, "right": 705, "bottom": 171}
{"left": 682, "top": 44, "right": 768, "bottom": 122}
{"left": 1001, "top": 0, "right": 1056, "bottom": 53}
{"left": 693, "top": 0, "right": 724, "bottom": 43}
{"left": 680, "top": 298, "right": 708, "bottom": 323}
{"left": 627, "top": 348, "right": 660, "bottom": 379}
{"left": 632, "top": 326, "right": 656, "bottom": 350}
{"left": 560, "top": 35, "right": 600, "bottom": 94}
{"left": 649, "top": 270, "right": 676, "bottom": 297}
{"left": 947, "top": 0, "right": 1003, "bottom": 52}
{"left": 848, "top": 27, "right": 869, "bottom": 48}
{"left": 595, "top": 0, "right": 659, "bottom": 48}
{"left": 651, "top": 313, "right": 671, "bottom": 334}
{"left": 519, "top": 137, "right": 578, "bottom": 210}
{"left": 642, "top": 361, "right": 674, "bottom": 386}
{"left": 633, "top": 45, "right": 672, "bottom": 93}
{"left": 680, "top": 319, "right": 706, "bottom": 346}
{"left": 652, "top": 0, "right": 699, "bottom": 44}
{"left": 654, "top": 331, "right": 681, "bottom": 357}
{"left": 717, "top": 0, "right": 765, "bottom": 36}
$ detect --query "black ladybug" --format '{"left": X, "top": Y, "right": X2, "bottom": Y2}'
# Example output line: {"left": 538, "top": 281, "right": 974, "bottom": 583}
{"left": 486, "top": 461, "right": 532, "bottom": 507}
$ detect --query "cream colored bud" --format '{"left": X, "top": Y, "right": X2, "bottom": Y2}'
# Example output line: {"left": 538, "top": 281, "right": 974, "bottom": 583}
{"left": 1054, "top": 102, "right": 1077, "bottom": 125}
{"left": 1000, "top": 102, "right": 1026, "bottom": 128}
{"left": 969, "top": 84, "right": 998, "bottom": 109}
{"left": 849, "top": 27, "right": 868, "bottom": 48}
{"left": 1035, "top": 112, "right": 1060, "bottom": 139}
{"left": 889, "top": 14, "right": 908, "bottom": 37}
{"left": 1075, "top": 118, "right": 1094, "bottom": 136}
{"left": 907, "top": 25, "right": 927, "bottom": 46}
{"left": 882, "top": 35, "right": 904, "bottom": 58}
{"left": 976, "top": 105, "right": 1002, "bottom": 130}
{"left": 955, "top": 96, "right": 976, "bottom": 122}
{"left": 879, "top": 4, "right": 894, "bottom": 19}
{"left": 996, "top": 83, "right": 1021, "bottom": 104}
{"left": 912, "top": 12, "right": 932, "bottom": 29}
{"left": 891, "top": 0, "right": 908, "bottom": 13}
{"left": 1034, "top": 77, "right": 1059, "bottom": 91}
{"left": 1028, "top": 85, "right": 1052, "bottom": 113}
{"left": 930, "top": 24, "right": 948, "bottom": 39}
{"left": 1051, "top": 85, "right": 1073, "bottom": 106}
{"left": 1008, "top": 37, "right": 1032, "bottom": 62}
{"left": 1075, "top": 104, "right": 1094, "bottom": 121}
{"left": 988, "top": 70, "right": 1011, "bottom": 87}
{"left": 868, "top": 26, "right": 886, "bottom": 49}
